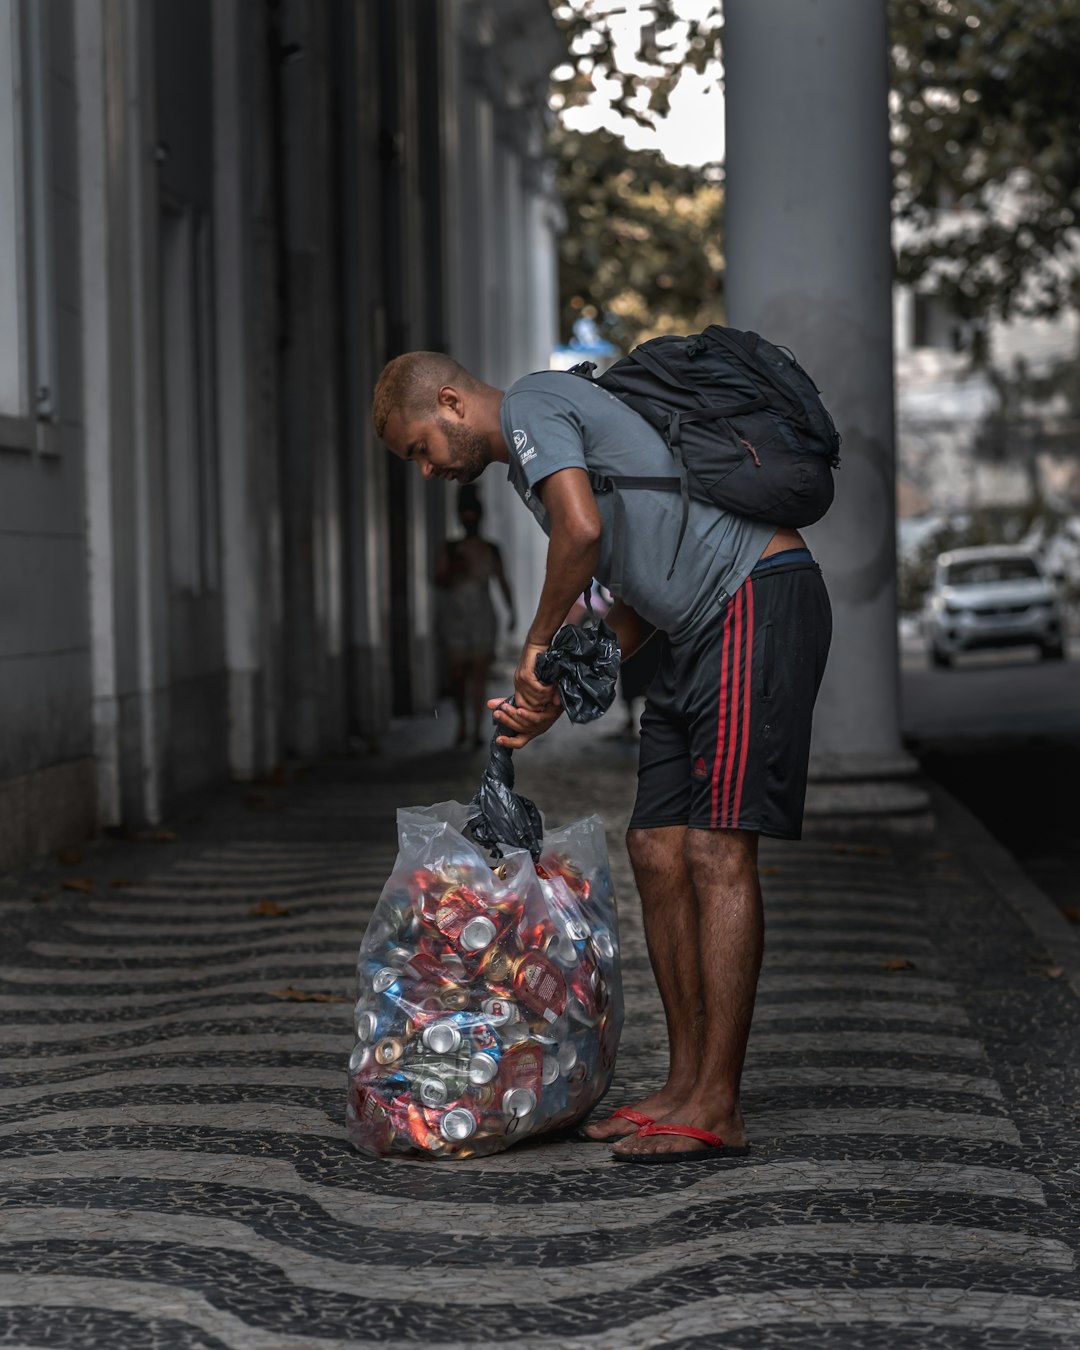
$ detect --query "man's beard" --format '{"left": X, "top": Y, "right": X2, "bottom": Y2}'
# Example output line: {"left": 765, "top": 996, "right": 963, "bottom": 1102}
{"left": 437, "top": 416, "right": 489, "bottom": 484}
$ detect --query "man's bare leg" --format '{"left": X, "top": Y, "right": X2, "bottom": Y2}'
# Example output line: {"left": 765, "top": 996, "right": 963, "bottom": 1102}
{"left": 613, "top": 828, "right": 762, "bottom": 1156}
{"left": 583, "top": 825, "right": 705, "bottom": 1140}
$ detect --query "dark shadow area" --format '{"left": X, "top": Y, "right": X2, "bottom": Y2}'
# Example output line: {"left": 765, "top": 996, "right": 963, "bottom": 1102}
{"left": 916, "top": 739, "right": 1079, "bottom": 914}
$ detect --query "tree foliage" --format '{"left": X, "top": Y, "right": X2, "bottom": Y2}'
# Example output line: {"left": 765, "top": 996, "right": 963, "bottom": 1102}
{"left": 548, "top": 0, "right": 1080, "bottom": 343}
{"left": 889, "top": 0, "right": 1080, "bottom": 321}
{"left": 554, "top": 123, "right": 724, "bottom": 350}
{"left": 549, "top": 1, "right": 722, "bottom": 127}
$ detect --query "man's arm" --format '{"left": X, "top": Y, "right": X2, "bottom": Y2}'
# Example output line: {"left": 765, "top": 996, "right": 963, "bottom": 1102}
{"left": 489, "top": 467, "right": 601, "bottom": 748}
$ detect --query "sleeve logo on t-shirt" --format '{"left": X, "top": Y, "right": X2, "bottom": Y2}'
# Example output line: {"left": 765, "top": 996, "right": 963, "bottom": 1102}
{"left": 512, "top": 429, "right": 537, "bottom": 467}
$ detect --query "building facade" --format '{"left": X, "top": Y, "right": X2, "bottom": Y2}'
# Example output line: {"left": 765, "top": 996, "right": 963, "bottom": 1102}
{"left": 0, "top": 0, "right": 563, "bottom": 869}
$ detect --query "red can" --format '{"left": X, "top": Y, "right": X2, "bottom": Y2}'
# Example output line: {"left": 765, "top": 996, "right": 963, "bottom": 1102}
{"left": 348, "top": 1081, "right": 394, "bottom": 1154}
{"left": 435, "top": 887, "right": 498, "bottom": 955}
{"left": 404, "top": 1099, "right": 443, "bottom": 1152}
{"left": 568, "top": 962, "right": 601, "bottom": 1023}
{"left": 512, "top": 952, "right": 567, "bottom": 1023}
{"left": 402, "top": 951, "right": 456, "bottom": 989}
{"left": 497, "top": 1040, "right": 544, "bottom": 1100}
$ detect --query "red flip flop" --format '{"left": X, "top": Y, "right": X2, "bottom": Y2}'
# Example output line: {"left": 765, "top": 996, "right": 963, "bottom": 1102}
{"left": 578, "top": 1105, "right": 655, "bottom": 1142}
{"left": 612, "top": 1122, "right": 752, "bottom": 1165}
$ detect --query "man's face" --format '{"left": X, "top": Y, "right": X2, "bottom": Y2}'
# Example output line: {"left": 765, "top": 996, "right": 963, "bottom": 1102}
{"left": 385, "top": 408, "right": 490, "bottom": 485}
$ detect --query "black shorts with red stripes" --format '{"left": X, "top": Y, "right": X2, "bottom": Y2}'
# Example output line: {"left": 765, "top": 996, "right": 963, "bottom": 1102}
{"left": 629, "top": 556, "right": 832, "bottom": 839}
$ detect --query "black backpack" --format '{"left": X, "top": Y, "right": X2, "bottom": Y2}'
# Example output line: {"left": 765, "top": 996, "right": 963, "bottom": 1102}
{"left": 569, "top": 325, "right": 841, "bottom": 576}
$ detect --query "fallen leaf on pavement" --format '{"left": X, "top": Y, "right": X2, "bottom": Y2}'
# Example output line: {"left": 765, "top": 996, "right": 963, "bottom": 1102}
{"left": 134, "top": 828, "right": 178, "bottom": 842}
{"left": 267, "top": 986, "right": 349, "bottom": 1003}
{"left": 249, "top": 900, "right": 291, "bottom": 917}
{"left": 57, "top": 848, "right": 83, "bottom": 865}
{"left": 1046, "top": 966, "right": 1065, "bottom": 979}
{"left": 109, "top": 878, "right": 138, "bottom": 888}
{"left": 881, "top": 958, "right": 916, "bottom": 971}
{"left": 61, "top": 877, "right": 96, "bottom": 894}
{"left": 1062, "top": 906, "right": 1080, "bottom": 924}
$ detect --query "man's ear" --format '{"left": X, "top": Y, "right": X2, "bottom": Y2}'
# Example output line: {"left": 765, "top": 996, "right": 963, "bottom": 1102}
{"left": 437, "top": 384, "right": 465, "bottom": 418}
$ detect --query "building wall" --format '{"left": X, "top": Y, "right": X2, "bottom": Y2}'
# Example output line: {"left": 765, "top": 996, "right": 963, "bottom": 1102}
{"left": 0, "top": 0, "right": 95, "bottom": 868}
{"left": 894, "top": 282, "right": 1080, "bottom": 518}
{"left": 0, "top": 0, "right": 564, "bottom": 869}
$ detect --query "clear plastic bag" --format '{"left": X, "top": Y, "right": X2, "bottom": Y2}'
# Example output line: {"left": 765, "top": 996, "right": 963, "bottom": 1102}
{"left": 346, "top": 801, "right": 623, "bottom": 1159}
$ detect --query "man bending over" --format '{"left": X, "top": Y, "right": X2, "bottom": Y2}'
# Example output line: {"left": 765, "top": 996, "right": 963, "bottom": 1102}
{"left": 372, "top": 351, "right": 831, "bottom": 1163}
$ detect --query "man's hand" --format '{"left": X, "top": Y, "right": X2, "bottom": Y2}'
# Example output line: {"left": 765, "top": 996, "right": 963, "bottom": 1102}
{"left": 514, "top": 641, "right": 558, "bottom": 714}
{"left": 486, "top": 694, "right": 563, "bottom": 749}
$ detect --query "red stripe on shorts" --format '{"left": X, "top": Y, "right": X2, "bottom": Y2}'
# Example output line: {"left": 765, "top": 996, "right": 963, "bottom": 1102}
{"left": 731, "top": 579, "right": 754, "bottom": 826}
{"left": 709, "top": 598, "right": 735, "bottom": 828}
{"left": 720, "top": 589, "right": 744, "bottom": 825}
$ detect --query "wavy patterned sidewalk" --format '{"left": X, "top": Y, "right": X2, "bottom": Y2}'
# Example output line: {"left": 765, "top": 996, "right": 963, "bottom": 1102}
{"left": 1, "top": 726, "right": 1079, "bottom": 1349}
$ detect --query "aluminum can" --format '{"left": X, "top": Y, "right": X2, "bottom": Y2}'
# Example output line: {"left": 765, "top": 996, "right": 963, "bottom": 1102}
{"left": 460, "top": 914, "right": 498, "bottom": 952}
{"left": 417, "top": 1076, "right": 449, "bottom": 1107}
{"left": 566, "top": 970, "right": 601, "bottom": 1025}
{"left": 374, "top": 1036, "right": 405, "bottom": 1067}
{"left": 348, "top": 1042, "right": 372, "bottom": 1075}
{"left": 380, "top": 888, "right": 420, "bottom": 942}
{"left": 467, "top": 1080, "right": 498, "bottom": 1110}
{"left": 439, "top": 1106, "right": 478, "bottom": 1142}
{"left": 422, "top": 1019, "right": 463, "bottom": 1055}
{"left": 556, "top": 1040, "right": 578, "bottom": 1076}
{"left": 589, "top": 930, "right": 615, "bottom": 963}
{"left": 541, "top": 1054, "right": 561, "bottom": 1086}
{"left": 402, "top": 951, "right": 456, "bottom": 989}
{"left": 512, "top": 952, "right": 568, "bottom": 1024}
{"left": 404, "top": 1098, "right": 442, "bottom": 1149}
{"left": 497, "top": 1040, "right": 544, "bottom": 1098}
{"left": 348, "top": 1082, "right": 394, "bottom": 1154}
{"left": 544, "top": 930, "right": 581, "bottom": 969}
{"left": 502, "top": 1086, "right": 537, "bottom": 1118}
{"left": 469, "top": 1021, "right": 501, "bottom": 1053}
{"left": 481, "top": 995, "right": 520, "bottom": 1027}
{"left": 433, "top": 886, "right": 490, "bottom": 951}
{"left": 355, "top": 1007, "right": 386, "bottom": 1043}
{"left": 439, "top": 982, "right": 471, "bottom": 1012}
{"left": 479, "top": 944, "right": 517, "bottom": 984}
{"left": 384, "top": 944, "right": 415, "bottom": 968}
{"left": 468, "top": 1051, "right": 500, "bottom": 1085}
{"left": 564, "top": 916, "right": 590, "bottom": 943}
{"left": 371, "top": 967, "right": 401, "bottom": 995}
{"left": 408, "top": 1046, "right": 471, "bottom": 1102}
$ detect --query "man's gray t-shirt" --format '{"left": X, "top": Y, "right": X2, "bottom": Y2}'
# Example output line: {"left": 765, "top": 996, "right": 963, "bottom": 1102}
{"left": 501, "top": 371, "right": 773, "bottom": 638}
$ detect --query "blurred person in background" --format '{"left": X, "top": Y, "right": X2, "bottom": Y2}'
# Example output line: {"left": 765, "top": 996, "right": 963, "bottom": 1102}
{"left": 435, "top": 485, "right": 515, "bottom": 748}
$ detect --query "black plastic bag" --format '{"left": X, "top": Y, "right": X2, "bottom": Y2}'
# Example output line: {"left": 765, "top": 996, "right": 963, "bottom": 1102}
{"left": 467, "top": 734, "right": 544, "bottom": 860}
{"left": 467, "top": 620, "right": 621, "bottom": 858}
{"left": 534, "top": 620, "right": 621, "bottom": 725}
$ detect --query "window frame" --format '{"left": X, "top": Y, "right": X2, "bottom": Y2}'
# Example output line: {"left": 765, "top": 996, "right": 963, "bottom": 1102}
{"left": 0, "top": 0, "right": 58, "bottom": 457}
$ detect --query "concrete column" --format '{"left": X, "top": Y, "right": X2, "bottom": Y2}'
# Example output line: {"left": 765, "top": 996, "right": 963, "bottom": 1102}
{"left": 277, "top": 0, "right": 343, "bottom": 755}
{"left": 724, "top": 0, "right": 909, "bottom": 785}
{"left": 212, "top": 0, "right": 280, "bottom": 780}
{"left": 75, "top": 0, "right": 121, "bottom": 826}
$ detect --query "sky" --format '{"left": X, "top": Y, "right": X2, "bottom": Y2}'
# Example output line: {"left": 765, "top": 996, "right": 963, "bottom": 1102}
{"left": 554, "top": 0, "right": 725, "bottom": 167}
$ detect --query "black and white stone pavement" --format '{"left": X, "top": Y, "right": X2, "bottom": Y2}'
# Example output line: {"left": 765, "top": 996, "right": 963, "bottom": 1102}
{"left": 2, "top": 714, "right": 1080, "bottom": 1349}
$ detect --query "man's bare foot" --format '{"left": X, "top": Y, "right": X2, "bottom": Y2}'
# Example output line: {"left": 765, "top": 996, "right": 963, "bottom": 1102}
{"left": 581, "top": 1086, "right": 693, "bottom": 1141}
{"left": 610, "top": 1099, "right": 746, "bottom": 1157}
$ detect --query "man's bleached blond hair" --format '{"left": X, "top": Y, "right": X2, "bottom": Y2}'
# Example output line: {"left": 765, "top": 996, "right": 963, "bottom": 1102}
{"left": 371, "top": 352, "right": 478, "bottom": 439}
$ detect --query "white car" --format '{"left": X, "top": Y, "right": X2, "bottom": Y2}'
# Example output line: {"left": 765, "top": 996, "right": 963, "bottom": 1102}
{"left": 924, "top": 545, "right": 1065, "bottom": 668}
